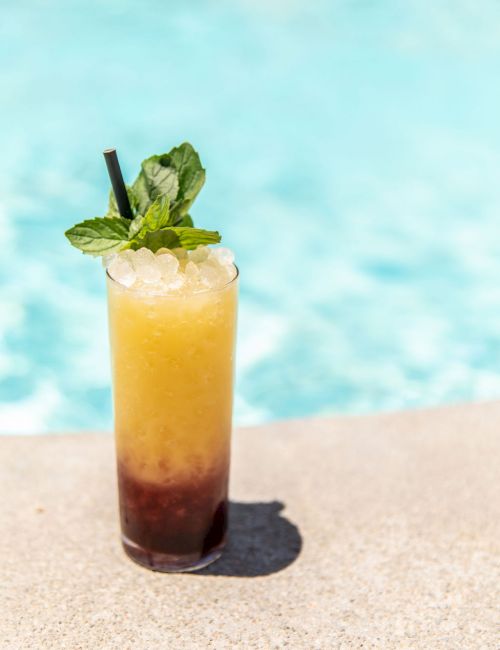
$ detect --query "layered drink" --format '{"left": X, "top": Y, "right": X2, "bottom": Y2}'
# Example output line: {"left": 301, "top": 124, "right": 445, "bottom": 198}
{"left": 107, "top": 246, "right": 238, "bottom": 571}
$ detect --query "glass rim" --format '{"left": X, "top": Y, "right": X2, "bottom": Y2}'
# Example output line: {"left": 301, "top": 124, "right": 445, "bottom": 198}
{"left": 105, "top": 263, "right": 239, "bottom": 298}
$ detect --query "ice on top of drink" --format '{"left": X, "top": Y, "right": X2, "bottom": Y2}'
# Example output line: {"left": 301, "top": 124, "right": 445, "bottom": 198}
{"left": 105, "top": 244, "right": 236, "bottom": 294}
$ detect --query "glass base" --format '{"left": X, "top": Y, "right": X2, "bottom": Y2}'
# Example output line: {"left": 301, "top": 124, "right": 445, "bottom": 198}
{"left": 121, "top": 534, "right": 225, "bottom": 573}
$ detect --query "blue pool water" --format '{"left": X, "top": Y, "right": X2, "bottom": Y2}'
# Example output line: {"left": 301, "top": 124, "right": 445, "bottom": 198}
{"left": 2, "top": 1, "right": 500, "bottom": 433}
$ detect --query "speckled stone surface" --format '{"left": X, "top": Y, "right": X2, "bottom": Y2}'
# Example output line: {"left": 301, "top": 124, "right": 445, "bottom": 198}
{"left": 1, "top": 403, "right": 499, "bottom": 649}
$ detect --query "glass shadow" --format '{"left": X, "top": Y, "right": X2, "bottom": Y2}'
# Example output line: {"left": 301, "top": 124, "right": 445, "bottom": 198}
{"left": 197, "top": 500, "right": 302, "bottom": 577}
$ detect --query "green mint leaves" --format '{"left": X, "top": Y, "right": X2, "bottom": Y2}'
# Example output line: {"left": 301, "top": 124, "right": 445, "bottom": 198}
{"left": 168, "top": 143, "right": 206, "bottom": 222}
{"left": 131, "top": 196, "right": 173, "bottom": 239}
{"left": 130, "top": 226, "right": 222, "bottom": 253}
{"left": 65, "top": 217, "right": 131, "bottom": 255}
{"left": 65, "top": 143, "right": 220, "bottom": 256}
{"left": 132, "top": 156, "right": 180, "bottom": 216}
{"left": 127, "top": 195, "right": 220, "bottom": 252}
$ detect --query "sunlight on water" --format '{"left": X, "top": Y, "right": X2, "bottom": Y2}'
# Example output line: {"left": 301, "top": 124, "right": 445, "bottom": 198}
{"left": 1, "top": 0, "right": 500, "bottom": 432}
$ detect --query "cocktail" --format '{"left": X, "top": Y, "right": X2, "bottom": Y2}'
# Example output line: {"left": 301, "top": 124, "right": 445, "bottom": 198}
{"left": 65, "top": 144, "right": 238, "bottom": 571}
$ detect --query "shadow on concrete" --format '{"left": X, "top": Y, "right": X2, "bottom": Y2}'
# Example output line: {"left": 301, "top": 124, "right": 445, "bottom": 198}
{"left": 198, "top": 500, "right": 302, "bottom": 577}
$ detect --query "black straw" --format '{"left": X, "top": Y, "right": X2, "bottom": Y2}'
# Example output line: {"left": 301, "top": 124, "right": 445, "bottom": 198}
{"left": 103, "top": 148, "right": 134, "bottom": 220}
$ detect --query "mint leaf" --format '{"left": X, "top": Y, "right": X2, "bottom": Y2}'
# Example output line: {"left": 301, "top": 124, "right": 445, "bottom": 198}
{"left": 130, "top": 227, "right": 220, "bottom": 253}
{"left": 142, "top": 196, "right": 174, "bottom": 232}
{"left": 129, "top": 228, "right": 178, "bottom": 253}
{"left": 128, "top": 214, "right": 144, "bottom": 239}
{"left": 132, "top": 155, "right": 179, "bottom": 215}
{"left": 107, "top": 190, "right": 120, "bottom": 218}
{"left": 65, "top": 217, "right": 130, "bottom": 255}
{"left": 168, "top": 143, "right": 205, "bottom": 221}
{"left": 128, "top": 196, "right": 174, "bottom": 241}
{"left": 130, "top": 173, "right": 150, "bottom": 215}
{"left": 171, "top": 226, "right": 219, "bottom": 249}
{"left": 177, "top": 213, "right": 194, "bottom": 227}
{"left": 131, "top": 143, "right": 204, "bottom": 223}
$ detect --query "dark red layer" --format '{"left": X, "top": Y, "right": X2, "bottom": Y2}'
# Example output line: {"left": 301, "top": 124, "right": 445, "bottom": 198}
{"left": 117, "top": 463, "right": 228, "bottom": 557}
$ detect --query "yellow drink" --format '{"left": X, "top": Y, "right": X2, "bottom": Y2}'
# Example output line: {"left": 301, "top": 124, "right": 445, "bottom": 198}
{"left": 107, "top": 267, "right": 238, "bottom": 571}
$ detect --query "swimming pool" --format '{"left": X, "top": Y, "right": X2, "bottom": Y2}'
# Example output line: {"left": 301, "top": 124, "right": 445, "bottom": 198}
{"left": 2, "top": 1, "right": 500, "bottom": 433}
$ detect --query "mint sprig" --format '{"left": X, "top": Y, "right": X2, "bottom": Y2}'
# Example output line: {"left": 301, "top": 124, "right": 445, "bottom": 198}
{"left": 65, "top": 143, "right": 220, "bottom": 256}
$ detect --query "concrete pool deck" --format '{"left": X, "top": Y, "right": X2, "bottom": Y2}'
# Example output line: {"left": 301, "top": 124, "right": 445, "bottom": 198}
{"left": 1, "top": 402, "right": 499, "bottom": 649}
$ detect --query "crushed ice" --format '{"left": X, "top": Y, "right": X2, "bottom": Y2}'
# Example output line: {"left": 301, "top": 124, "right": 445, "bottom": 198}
{"left": 107, "top": 246, "right": 236, "bottom": 293}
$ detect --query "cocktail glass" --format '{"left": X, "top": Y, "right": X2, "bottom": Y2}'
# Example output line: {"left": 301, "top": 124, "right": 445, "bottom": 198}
{"left": 107, "top": 267, "right": 238, "bottom": 572}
